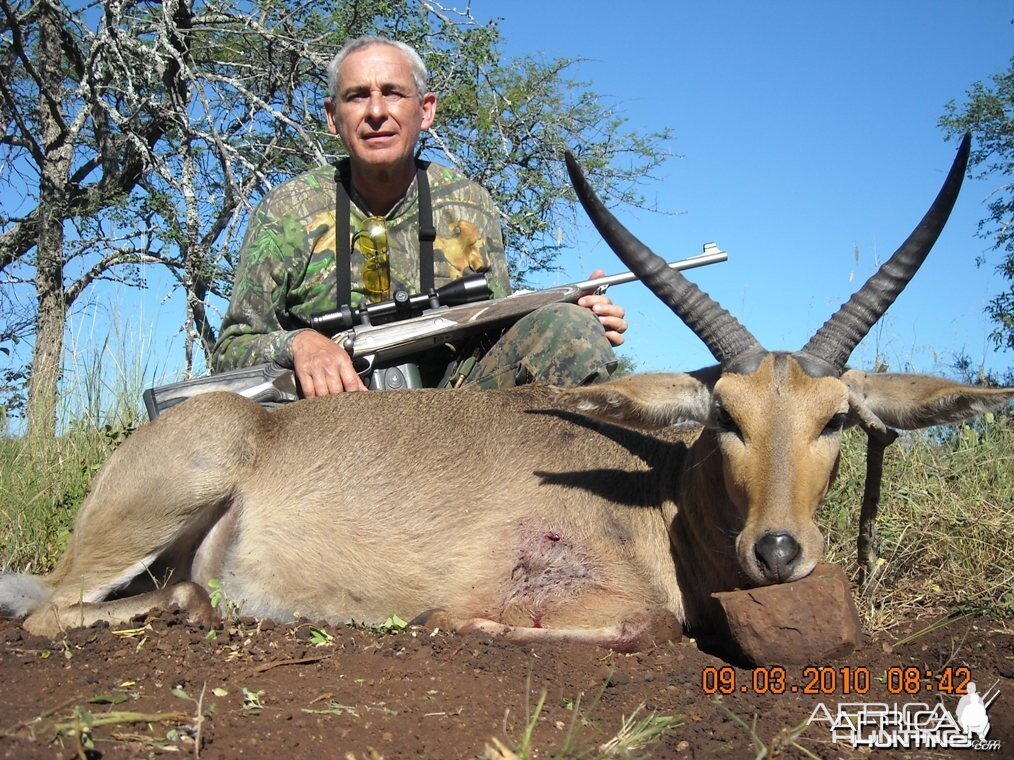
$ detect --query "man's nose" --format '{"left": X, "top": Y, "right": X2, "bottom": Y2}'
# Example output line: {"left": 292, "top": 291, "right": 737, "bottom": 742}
{"left": 367, "top": 92, "right": 387, "bottom": 120}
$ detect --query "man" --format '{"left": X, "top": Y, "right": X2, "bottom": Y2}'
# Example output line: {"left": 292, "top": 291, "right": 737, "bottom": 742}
{"left": 212, "top": 37, "right": 626, "bottom": 394}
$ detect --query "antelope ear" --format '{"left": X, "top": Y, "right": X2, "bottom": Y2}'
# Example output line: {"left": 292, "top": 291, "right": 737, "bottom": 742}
{"left": 553, "top": 369, "right": 718, "bottom": 429}
{"left": 842, "top": 370, "right": 1014, "bottom": 429}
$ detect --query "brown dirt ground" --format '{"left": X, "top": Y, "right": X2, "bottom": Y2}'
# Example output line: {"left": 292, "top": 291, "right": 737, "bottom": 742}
{"left": 0, "top": 610, "right": 1009, "bottom": 759}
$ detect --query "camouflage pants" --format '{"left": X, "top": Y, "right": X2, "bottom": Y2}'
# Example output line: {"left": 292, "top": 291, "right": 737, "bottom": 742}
{"left": 460, "top": 303, "right": 617, "bottom": 389}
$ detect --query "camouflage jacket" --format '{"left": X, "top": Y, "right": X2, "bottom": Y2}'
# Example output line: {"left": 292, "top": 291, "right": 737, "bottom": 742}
{"left": 212, "top": 160, "right": 510, "bottom": 372}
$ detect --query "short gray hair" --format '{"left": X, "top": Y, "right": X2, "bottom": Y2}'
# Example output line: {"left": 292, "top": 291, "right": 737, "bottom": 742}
{"left": 327, "top": 37, "right": 429, "bottom": 103}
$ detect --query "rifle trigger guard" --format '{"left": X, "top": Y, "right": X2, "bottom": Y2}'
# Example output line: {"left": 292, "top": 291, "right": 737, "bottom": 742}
{"left": 354, "top": 353, "right": 376, "bottom": 378}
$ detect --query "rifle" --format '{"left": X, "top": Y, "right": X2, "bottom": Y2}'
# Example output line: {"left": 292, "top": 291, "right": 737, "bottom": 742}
{"left": 143, "top": 243, "right": 727, "bottom": 420}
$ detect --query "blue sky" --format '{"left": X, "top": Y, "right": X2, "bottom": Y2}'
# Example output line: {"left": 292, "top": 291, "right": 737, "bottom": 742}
{"left": 14, "top": 1, "right": 1013, "bottom": 427}
{"left": 487, "top": 1, "right": 1013, "bottom": 376}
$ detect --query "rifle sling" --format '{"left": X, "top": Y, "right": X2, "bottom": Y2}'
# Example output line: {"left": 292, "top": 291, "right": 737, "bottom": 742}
{"left": 416, "top": 159, "right": 436, "bottom": 295}
{"left": 335, "top": 158, "right": 435, "bottom": 310}
{"left": 335, "top": 159, "right": 352, "bottom": 312}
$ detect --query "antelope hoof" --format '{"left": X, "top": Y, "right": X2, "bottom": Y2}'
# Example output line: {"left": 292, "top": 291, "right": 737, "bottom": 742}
{"left": 166, "top": 582, "right": 218, "bottom": 628}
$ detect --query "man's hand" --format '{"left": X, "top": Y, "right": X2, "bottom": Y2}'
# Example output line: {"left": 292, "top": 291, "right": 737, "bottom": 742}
{"left": 291, "top": 330, "right": 368, "bottom": 396}
{"left": 577, "top": 269, "right": 628, "bottom": 346}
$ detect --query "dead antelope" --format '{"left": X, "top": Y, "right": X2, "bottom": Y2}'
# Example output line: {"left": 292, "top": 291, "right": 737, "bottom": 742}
{"left": 2, "top": 135, "right": 1011, "bottom": 650}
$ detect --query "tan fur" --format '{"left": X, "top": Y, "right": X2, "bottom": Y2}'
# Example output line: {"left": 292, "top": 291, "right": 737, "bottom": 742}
{"left": 842, "top": 370, "right": 1013, "bottom": 428}
{"left": 11, "top": 357, "right": 1012, "bottom": 645}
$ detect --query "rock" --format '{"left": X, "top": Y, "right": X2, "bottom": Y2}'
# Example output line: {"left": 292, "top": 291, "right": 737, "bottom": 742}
{"left": 605, "top": 670, "right": 630, "bottom": 687}
{"left": 712, "top": 563, "right": 861, "bottom": 666}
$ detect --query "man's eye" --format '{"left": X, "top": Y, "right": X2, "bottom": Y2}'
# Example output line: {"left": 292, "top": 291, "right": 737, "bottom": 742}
{"left": 384, "top": 92, "right": 406, "bottom": 102}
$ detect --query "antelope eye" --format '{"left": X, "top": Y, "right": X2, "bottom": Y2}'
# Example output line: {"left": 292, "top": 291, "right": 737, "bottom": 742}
{"left": 714, "top": 403, "right": 740, "bottom": 435}
{"left": 822, "top": 412, "right": 847, "bottom": 435}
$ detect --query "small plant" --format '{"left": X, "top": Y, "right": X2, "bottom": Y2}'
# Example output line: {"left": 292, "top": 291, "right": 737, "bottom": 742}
{"left": 171, "top": 682, "right": 214, "bottom": 757}
{"left": 307, "top": 625, "right": 334, "bottom": 646}
{"left": 596, "top": 706, "right": 682, "bottom": 756}
{"left": 207, "top": 578, "right": 242, "bottom": 622}
{"left": 241, "top": 687, "right": 264, "bottom": 716}
{"left": 489, "top": 671, "right": 681, "bottom": 759}
{"left": 51, "top": 705, "right": 192, "bottom": 756}
{"left": 713, "top": 698, "right": 817, "bottom": 760}
{"left": 378, "top": 614, "right": 408, "bottom": 633}
{"left": 345, "top": 614, "right": 410, "bottom": 634}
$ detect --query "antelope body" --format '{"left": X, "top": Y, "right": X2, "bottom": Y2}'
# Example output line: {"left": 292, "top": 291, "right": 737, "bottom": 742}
{"left": 2, "top": 136, "right": 1011, "bottom": 649}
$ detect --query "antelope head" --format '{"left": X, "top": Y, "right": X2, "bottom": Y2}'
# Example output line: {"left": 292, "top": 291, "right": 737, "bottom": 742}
{"left": 562, "top": 135, "right": 1010, "bottom": 588}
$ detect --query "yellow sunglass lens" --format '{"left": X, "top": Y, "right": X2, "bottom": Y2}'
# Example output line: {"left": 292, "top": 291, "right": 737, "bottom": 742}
{"left": 358, "top": 218, "right": 388, "bottom": 256}
{"left": 356, "top": 216, "right": 390, "bottom": 301}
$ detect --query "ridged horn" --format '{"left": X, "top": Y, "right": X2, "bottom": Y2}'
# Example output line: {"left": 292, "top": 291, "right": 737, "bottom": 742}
{"left": 565, "top": 151, "right": 761, "bottom": 364}
{"left": 802, "top": 133, "right": 971, "bottom": 370}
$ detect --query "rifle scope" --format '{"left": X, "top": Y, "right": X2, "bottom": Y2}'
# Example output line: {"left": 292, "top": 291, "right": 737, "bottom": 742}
{"left": 309, "top": 273, "right": 493, "bottom": 333}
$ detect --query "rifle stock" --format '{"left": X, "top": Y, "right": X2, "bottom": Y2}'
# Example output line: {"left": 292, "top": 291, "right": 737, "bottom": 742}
{"left": 142, "top": 362, "right": 299, "bottom": 420}
{"left": 143, "top": 244, "right": 727, "bottom": 420}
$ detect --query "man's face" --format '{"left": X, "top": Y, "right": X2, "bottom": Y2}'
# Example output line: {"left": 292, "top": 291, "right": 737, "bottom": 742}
{"left": 326, "top": 44, "right": 436, "bottom": 175}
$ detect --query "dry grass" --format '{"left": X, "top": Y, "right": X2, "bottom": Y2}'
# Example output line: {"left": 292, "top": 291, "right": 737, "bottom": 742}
{"left": 822, "top": 416, "right": 1013, "bottom": 631}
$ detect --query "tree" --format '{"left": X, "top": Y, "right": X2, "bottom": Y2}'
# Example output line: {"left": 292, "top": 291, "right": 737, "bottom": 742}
{"left": 1, "top": 0, "right": 199, "bottom": 439}
{"left": 940, "top": 54, "right": 1014, "bottom": 353}
{"left": 1, "top": 0, "right": 672, "bottom": 437}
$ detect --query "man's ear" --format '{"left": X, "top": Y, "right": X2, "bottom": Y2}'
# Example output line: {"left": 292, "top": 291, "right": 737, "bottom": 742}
{"left": 324, "top": 97, "right": 339, "bottom": 135}
{"left": 420, "top": 92, "right": 437, "bottom": 130}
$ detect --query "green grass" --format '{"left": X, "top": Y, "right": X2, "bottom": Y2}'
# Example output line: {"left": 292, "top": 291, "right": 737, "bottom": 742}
{"left": 1, "top": 308, "right": 151, "bottom": 572}
{"left": 0, "top": 426, "right": 123, "bottom": 572}
{"left": 488, "top": 673, "right": 682, "bottom": 759}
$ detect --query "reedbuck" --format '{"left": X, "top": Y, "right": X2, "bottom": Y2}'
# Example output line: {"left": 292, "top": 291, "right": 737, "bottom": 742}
{"left": 3, "top": 135, "right": 1011, "bottom": 649}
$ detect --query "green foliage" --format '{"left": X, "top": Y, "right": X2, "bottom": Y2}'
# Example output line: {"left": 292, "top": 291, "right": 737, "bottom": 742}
{"left": 2, "top": 0, "right": 674, "bottom": 431}
{"left": 0, "top": 324, "right": 141, "bottom": 569}
{"left": 611, "top": 353, "right": 638, "bottom": 377}
{"left": 241, "top": 687, "right": 264, "bottom": 715}
{"left": 379, "top": 614, "right": 409, "bottom": 633}
{"left": 307, "top": 625, "right": 335, "bottom": 646}
{"left": 939, "top": 54, "right": 1014, "bottom": 353}
{"left": 345, "top": 614, "right": 410, "bottom": 634}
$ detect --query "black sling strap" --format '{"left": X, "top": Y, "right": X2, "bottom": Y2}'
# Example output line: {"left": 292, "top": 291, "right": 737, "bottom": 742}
{"left": 416, "top": 159, "right": 436, "bottom": 295}
{"left": 335, "top": 159, "right": 352, "bottom": 312}
{"left": 334, "top": 158, "right": 435, "bottom": 310}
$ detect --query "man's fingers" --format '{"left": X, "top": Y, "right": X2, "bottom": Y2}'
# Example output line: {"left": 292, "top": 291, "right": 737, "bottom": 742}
{"left": 578, "top": 295, "right": 627, "bottom": 342}
{"left": 296, "top": 369, "right": 316, "bottom": 397}
{"left": 292, "top": 330, "right": 365, "bottom": 395}
{"left": 590, "top": 301, "right": 626, "bottom": 320}
{"left": 336, "top": 353, "right": 368, "bottom": 392}
{"left": 600, "top": 314, "right": 628, "bottom": 333}
{"left": 299, "top": 358, "right": 362, "bottom": 396}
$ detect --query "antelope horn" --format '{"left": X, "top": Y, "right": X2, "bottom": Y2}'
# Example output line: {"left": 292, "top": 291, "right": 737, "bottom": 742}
{"left": 565, "top": 151, "right": 761, "bottom": 364}
{"left": 802, "top": 133, "right": 971, "bottom": 370}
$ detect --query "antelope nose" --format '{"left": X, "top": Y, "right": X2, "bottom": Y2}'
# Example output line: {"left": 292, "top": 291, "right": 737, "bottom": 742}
{"left": 754, "top": 532, "right": 801, "bottom": 581}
